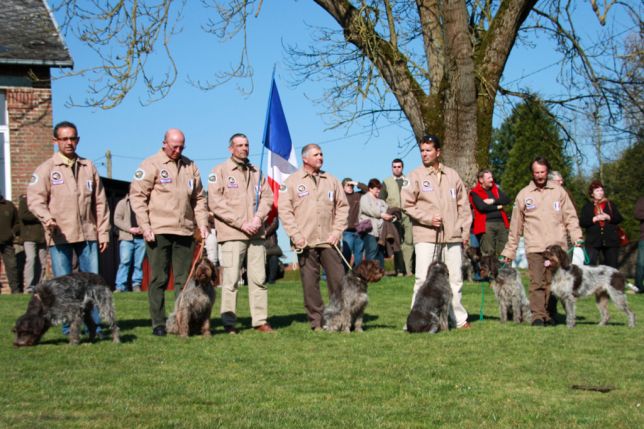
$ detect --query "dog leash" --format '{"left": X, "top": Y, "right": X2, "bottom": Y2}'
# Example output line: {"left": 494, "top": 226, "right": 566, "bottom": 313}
{"left": 180, "top": 240, "right": 206, "bottom": 292}
{"left": 333, "top": 243, "right": 353, "bottom": 272}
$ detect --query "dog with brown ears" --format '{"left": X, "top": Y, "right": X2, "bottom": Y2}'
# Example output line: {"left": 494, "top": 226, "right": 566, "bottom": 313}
{"left": 323, "top": 260, "right": 385, "bottom": 332}
{"left": 13, "top": 272, "right": 120, "bottom": 347}
{"left": 543, "top": 244, "right": 635, "bottom": 328}
{"left": 166, "top": 257, "right": 218, "bottom": 337}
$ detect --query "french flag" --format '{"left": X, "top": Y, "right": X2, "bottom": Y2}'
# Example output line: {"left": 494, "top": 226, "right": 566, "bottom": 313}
{"left": 261, "top": 77, "right": 298, "bottom": 222}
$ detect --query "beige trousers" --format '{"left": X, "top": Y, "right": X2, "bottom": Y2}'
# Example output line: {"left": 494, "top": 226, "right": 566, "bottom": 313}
{"left": 412, "top": 242, "right": 468, "bottom": 328}
{"left": 219, "top": 240, "right": 268, "bottom": 327}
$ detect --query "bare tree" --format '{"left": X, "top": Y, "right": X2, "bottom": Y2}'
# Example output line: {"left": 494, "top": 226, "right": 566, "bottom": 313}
{"left": 50, "top": 0, "right": 642, "bottom": 181}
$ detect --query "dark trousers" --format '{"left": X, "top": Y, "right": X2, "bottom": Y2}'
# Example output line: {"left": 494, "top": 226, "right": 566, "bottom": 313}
{"left": 0, "top": 243, "right": 19, "bottom": 293}
{"left": 586, "top": 246, "right": 619, "bottom": 268}
{"left": 480, "top": 221, "right": 508, "bottom": 257}
{"left": 297, "top": 246, "right": 344, "bottom": 328}
{"left": 146, "top": 234, "right": 195, "bottom": 328}
{"left": 266, "top": 254, "right": 280, "bottom": 284}
{"left": 527, "top": 252, "right": 553, "bottom": 323}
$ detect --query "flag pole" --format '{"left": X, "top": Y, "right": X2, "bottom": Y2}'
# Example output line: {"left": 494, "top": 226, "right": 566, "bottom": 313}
{"left": 255, "top": 65, "right": 277, "bottom": 213}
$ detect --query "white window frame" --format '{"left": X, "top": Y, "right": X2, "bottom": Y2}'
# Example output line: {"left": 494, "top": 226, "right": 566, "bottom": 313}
{"left": 0, "top": 89, "right": 10, "bottom": 200}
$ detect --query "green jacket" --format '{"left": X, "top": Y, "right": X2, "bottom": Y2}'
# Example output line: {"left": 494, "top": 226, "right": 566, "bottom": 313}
{"left": 18, "top": 194, "right": 45, "bottom": 244}
{"left": 0, "top": 196, "right": 19, "bottom": 244}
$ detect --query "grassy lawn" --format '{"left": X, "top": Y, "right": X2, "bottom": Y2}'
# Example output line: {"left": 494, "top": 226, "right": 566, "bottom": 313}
{"left": 1, "top": 273, "right": 642, "bottom": 428}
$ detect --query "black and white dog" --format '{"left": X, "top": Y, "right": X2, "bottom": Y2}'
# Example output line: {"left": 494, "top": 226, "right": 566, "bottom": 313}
{"left": 406, "top": 261, "right": 452, "bottom": 333}
{"left": 543, "top": 245, "right": 635, "bottom": 328}
{"left": 13, "top": 272, "right": 120, "bottom": 346}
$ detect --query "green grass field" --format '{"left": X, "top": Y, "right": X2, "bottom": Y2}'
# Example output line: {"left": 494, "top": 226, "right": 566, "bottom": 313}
{"left": 1, "top": 273, "right": 642, "bottom": 428}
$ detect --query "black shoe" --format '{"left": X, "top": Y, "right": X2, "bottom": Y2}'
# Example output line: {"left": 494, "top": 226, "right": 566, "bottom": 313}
{"left": 152, "top": 326, "right": 167, "bottom": 336}
{"left": 531, "top": 319, "right": 544, "bottom": 327}
{"left": 545, "top": 319, "right": 557, "bottom": 326}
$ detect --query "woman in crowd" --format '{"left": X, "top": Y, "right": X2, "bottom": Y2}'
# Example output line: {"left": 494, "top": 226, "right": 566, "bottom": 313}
{"left": 579, "top": 180, "right": 623, "bottom": 268}
{"left": 359, "top": 178, "right": 393, "bottom": 268}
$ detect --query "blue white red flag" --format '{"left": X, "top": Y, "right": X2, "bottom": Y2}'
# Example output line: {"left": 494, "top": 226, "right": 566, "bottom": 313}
{"left": 262, "top": 77, "right": 297, "bottom": 222}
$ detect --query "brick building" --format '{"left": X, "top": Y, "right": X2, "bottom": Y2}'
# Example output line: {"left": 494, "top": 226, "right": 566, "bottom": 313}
{"left": 1, "top": 0, "right": 73, "bottom": 292}
{"left": 1, "top": 0, "right": 73, "bottom": 202}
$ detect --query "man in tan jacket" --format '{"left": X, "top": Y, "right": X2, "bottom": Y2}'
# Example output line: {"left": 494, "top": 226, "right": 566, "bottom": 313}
{"left": 208, "top": 133, "right": 274, "bottom": 334}
{"left": 501, "top": 156, "right": 582, "bottom": 326}
{"left": 402, "top": 135, "right": 472, "bottom": 329}
{"left": 278, "top": 144, "right": 349, "bottom": 330}
{"left": 28, "top": 121, "right": 110, "bottom": 277}
{"left": 28, "top": 121, "right": 110, "bottom": 334}
{"left": 130, "top": 128, "right": 209, "bottom": 336}
{"left": 113, "top": 193, "right": 145, "bottom": 292}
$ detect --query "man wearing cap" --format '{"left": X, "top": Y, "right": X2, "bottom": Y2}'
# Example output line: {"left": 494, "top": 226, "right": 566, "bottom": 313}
{"left": 130, "top": 128, "right": 209, "bottom": 336}
{"left": 402, "top": 135, "right": 472, "bottom": 329}
{"left": 381, "top": 158, "right": 413, "bottom": 276}
{"left": 279, "top": 144, "right": 349, "bottom": 330}
{"left": 208, "top": 133, "right": 274, "bottom": 334}
{"left": 341, "top": 177, "right": 368, "bottom": 270}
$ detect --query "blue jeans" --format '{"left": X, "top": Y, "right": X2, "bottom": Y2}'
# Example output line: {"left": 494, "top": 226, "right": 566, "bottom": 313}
{"left": 342, "top": 231, "right": 365, "bottom": 271}
{"left": 363, "top": 234, "right": 384, "bottom": 268}
{"left": 115, "top": 238, "right": 146, "bottom": 291}
{"left": 49, "top": 241, "right": 99, "bottom": 277}
{"left": 49, "top": 241, "right": 101, "bottom": 334}
{"left": 636, "top": 240, "right": 644, "bottom": 292}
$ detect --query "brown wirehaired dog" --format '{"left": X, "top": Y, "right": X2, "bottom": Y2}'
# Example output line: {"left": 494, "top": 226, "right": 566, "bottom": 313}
{"left": 479, "top": 255, "right": 531, "bottom": 323}
{"left": 166, "top": 257, "right": 218, "bottom": 337}
{"left": 543, "top": 244, "right": 635, "bottom": 328}
{"left": 13, "top": 272, "right": 120, "bottom": 346}
{"left": 323, "top": 260, "right": 385, "bottom": 332}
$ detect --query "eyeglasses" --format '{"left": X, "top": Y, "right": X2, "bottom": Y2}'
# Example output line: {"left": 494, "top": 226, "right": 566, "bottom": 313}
{"left": 56, "top": 136, "right": 79, "bottom": 142}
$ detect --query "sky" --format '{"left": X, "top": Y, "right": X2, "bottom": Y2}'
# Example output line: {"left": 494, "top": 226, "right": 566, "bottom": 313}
{"left": 48, "top": 2, "right": 637, "bottom": 262}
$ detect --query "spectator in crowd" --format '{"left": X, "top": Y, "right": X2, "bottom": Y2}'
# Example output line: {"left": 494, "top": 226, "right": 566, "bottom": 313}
{"left": 360, "top": 178, "right": 393, "bottom": 268}
{"left": 402, "top": 135, "right": 472, "bottom": 329}
{"left": 130, "top": 128, "right": 209, "bottom": 337}
{"left": 18, "top": 194, "right": 47, "bottom": 294}
{"left": 264, "top": 217, "right": 283, "bottom": 284}
{"left": 279, "top": 144, "right": 348, "bottom": 331}
{"left": 113, "top": 192, "right": 146, "bottom": 292}
{"left": 501, "top": 156, "right": 582, "bottom": 326}
{"left": 341, "top": 178, "right": 368, "bottom": 270}
{"left": 548, "top": 170, "right": 578, "bottom": 211}
{"left": 635, "top": 196, "right": 644, "bottom": 293}
{"left": 579, "top": 180, "right": 623, "bottom": 268}
{"left": 469, "top": 169, "right": 510, "bottom": 258}
{"left": 208, "top": 133, "right": 274, "bottom": 334}
{"left": 381, "top": 158, "right": 414, "bottom": 276}
{"left": 28, "top": 121, "right": 110, "bottom": 333}
{"left": 0, "top": 193, "right": 20, "bottom": 293}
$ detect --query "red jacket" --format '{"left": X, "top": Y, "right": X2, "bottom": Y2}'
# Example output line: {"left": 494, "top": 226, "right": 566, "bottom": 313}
{"left": 469, "top": 182, "right": 509, "bottom": 235}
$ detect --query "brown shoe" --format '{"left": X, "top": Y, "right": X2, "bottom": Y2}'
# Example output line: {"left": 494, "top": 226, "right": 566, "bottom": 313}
{"left": 224, "top": 326, "right": 239, "bottom": 335}
{"left": 254, "top": 323, "right": 274, "bottom": 333}
{"left": 458, "top": 322, "right": 472, "bottom": 330}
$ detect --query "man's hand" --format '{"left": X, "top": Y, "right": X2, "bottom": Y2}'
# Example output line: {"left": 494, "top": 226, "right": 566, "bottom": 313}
{"left": 129, "top": 226, "right": 142, "bottom": 235}
{"left": 326, "top": 232, "right": 341, "bottom": 247}
{"left": 293, "top": 238, "right": 306, "bottom": 250}
{"left": 483, "top": 198, "right": 495, "bottom": 205}
{"left": 200, "top": 226, "right": 210, "bottom": 241}
{"left": 45, "top": 219, "right": 59, "bottom": 233}
{"left": 241, "top": 221, "right": 259, "bottom": 236}
{"left": 499, "top": 255, "right": 511, "bottom": 264}
{"left": 431, "top": 214, "right": 442, "bottom": 228}
{"left": 99, "top": 242, "right": 108, "bottom": 253}
{"left": 143, "top": 229, "right": 155, "bottom": 243}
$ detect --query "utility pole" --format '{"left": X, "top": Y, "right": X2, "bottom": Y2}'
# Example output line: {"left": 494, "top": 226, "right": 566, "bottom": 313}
{"left": 105, "top": 150, "right": 112, "bottom": 179}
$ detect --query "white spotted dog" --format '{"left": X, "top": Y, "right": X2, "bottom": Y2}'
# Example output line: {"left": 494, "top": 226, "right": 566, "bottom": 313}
{"left": 543, "top": 245, "right": 635, "bottom": 328}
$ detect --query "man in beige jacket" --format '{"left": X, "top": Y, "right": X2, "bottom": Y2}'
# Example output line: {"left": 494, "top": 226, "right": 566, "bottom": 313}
{"left": 130, "top": 128, "right": 209, "bottom": 336}
{"left": 501, "top": 156, "right": 582, "bottom": 326}
{"left": 28, "top": 121, "right": 110, "bottom": 277}
{"left": 208, "top": 133, "right": 274, "bottom": 334}
{"left": 402, "top": 135, "right": 472, "bottom": 329}
{"left": 278, "top": 144, "right": 349, "bottom": 330}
